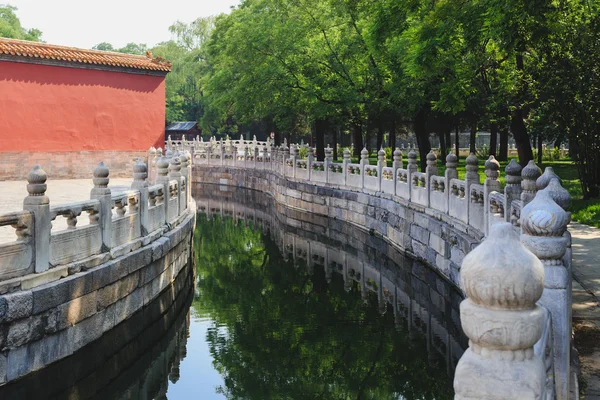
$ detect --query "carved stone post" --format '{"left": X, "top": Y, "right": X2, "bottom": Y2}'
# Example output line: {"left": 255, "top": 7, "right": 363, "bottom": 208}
{"left": 254, "top": 145, "right": 259, "bottom": 170}
{"left": 360, "top": 147, "right": 369, "bottom": 189}
{"left": 377, "top": 147, "right": 386, "bottom": 192}
{"left": 290, "top": 144, "right": 298, "bottom": 178}
{"left": 180, "top": 152, "right": 190, "bottom": 211}
{"left": 282, "top": 142, "right": 290, "bottom": 174}
{"left": 156, "top": 156, "right": 170, "bottom": 224}
{"left": 23, "top": 165, "right": 50, "bottom": 273}
{"left": 343, "top": 148, "right": 351, "bottom": 186}
{"left": 454, "top": 223, "right": 546, "bottom": 399}
{"left": 169, "top": 157, "right": 183, "bottom": 217}
{"left": 504, "top": 159, "right": 522, "bottom": 223}
{"left": 407, "top": 149, "right": 418, "bottom": 199}
{"left": 483, "top": 156, "right": 501, "bottom": 235}
{"left": 90, "top": 162, "right": 112, "bottom": 251}
{"left": 131, "top": 159, "right": 150, "bottom": 236}
{"left": 521, "top": 160, "right": 542, "bottom": 207}
{"left": 425, "top": 151, "right": 437, "bottom": 207}
{"left": 521, "top": 184, "right": 571, "bottom": 400}
{"left": 392, "top": 148, "right": 403, "bottom": 173}
{"left": 307, "top": 146, "right": 315, "bottom": 180}
{"left": 325, "top": 144, "right": 333, "bottom": 177}
{"left": 147, "top": 147, "right": 156, "bottom": 184}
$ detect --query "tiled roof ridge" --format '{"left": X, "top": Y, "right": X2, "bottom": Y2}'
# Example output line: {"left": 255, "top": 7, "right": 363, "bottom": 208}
{"left": 0, "top": 37, "right": 171, "bottom": 73}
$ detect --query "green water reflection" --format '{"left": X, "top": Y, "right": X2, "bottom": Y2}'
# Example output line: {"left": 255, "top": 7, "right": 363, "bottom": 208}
{"left": 192, "top": 213, "right": 455, "bottom": 400}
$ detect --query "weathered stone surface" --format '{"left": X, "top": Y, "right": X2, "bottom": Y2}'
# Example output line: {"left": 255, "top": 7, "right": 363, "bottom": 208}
{"left": 0, "top": 291, "right": 32, "bottom": 323}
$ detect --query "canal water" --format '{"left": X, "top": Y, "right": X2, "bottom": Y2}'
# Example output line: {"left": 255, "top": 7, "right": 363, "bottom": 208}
{"left": 0, "top": 186, "right": 466, "bottom": 399}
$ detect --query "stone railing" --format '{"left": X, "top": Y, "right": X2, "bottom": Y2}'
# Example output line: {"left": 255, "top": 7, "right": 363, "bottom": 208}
{"left": 169, "top": 138, "right": 574, "bottom": 400}
{"left": 0, "top": 157, "right": 192, "bottom": 290}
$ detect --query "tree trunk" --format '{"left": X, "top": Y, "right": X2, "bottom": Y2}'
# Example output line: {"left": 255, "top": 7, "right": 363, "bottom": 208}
{"left": 352, "top": 118, "right": 363, "bottom": 157}
{"left": 439, "top": 131, "right": 447, "bottom": 158}
{"left": 333, "top": 126, "right": 338, "bottom": 161}
{"left": 315, "top": 119, "right": 326, "bottom": 161}
{"left": 498, "top": 126, "right": 509, "bottom": 161}
{"left": 469, "top": 122, "right": 477, "bottom": 154}
{"left": 489, "top": 122, "right": 498, "bottom": 157}
{"left": 388, "top": 119, "right": 396, "bottom": 149}
{"left": 414, "top": 108, "right": 431, "bottom": 171}
{"left": 455, "top": 125, "right": 460, "bottom": 156}
{"left": 537, "top": 134, "right": 543, "bottom": 165}
{"left": 511, "top": 109, "right": 534, "bottom": 167}
{"left": 376, "top": 119, "right": 385, "bottom": 151}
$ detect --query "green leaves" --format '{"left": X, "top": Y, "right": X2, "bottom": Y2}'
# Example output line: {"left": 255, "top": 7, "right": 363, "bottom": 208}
{"left": 0, "top": 5, "right": 42, "bottom": 41}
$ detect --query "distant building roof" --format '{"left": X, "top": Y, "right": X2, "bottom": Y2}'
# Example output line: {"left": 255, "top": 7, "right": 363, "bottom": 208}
{"left": 166, "top": 122, "right": 198, "bottom": 131}
{"left": 0, "top": 38, "right": 171, "bottom": 74}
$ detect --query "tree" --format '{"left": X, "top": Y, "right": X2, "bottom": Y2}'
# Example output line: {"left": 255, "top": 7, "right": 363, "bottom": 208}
{"left": 0, "top": 5, "right": 42, "bottom": 41}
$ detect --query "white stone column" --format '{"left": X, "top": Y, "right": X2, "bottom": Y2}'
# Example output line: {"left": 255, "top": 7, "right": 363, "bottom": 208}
{"left": 23, "top": 165, "right": 50, "bottom": 273}
{"left": 307, "top": 146, "right": 314, "bottom": 180}
{"left": 445, "top": 152, "right": 458, "bottom": 212}
{"left": 342, "top": 148, "right": 351, "bottom": 186}
{"left": 454, "top": 223, "right": 546, "bottom": 399}
{"left": 425, "top": 150, "right": 437, "bottom": 207}
{"left": 483, "top": 156, "right": 501, "bottom": 235}
{"left": 169, "top": 157, "right": 183, "bottom": 217}
{"left": 360, "top": 147, "right": 369, "bottom": 190}
{"left": 180, "top": 152, "right": 190, "bottom": 211}
{"left": 392, "top": 148, "right": 403, "bottom": 196}
{"left": 147, "top": 147, "right": 156, "bottom": 184}
{"left": 90, "top": 162, "right": 112, "bottom": 251}
{"left": 407, "top": 149, "right": 418, "bottom": 200}
{"left": 522, "top": 180, "right": 571, "bottom": 400}
{"left": 504, "top": 159, "right": 522, "bottom": 223}
{"left": 377, "top": 147, "right": 386, "bottom": 192}
{"left": 156, "top": 156, "right": 170, "bottom": 225}
{"left": 521, "top": 160, "right": 542, "bottom": 207}
{"left": 131, "top": 158, "right": 150, "bottom": 236}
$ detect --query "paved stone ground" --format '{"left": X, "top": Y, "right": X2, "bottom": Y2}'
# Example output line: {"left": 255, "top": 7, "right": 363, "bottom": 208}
{"left": 0, "top": 178, "right": 132, "bottom": 243}
{"left": 571, "top": 222, "right": 600, "bottom": 399}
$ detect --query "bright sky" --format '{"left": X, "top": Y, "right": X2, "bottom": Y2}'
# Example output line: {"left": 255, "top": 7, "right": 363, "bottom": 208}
{"left": 5, "top": 0, "right": 241, "bottom": 49}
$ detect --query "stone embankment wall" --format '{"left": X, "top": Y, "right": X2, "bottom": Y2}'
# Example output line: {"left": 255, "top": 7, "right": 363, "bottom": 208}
{"left": 0, "top": 154, "right": 195, "bottom": 385}
{"left": 193, "top": 166, "right": 477, "bottom": 288}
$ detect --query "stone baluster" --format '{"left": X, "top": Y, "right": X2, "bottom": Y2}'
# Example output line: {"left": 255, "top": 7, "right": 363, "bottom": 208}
{"left": 444, "top": 151, "right": 458, "bottom": 207}
{"left": 483, "top": 156, "right": 501, "bottom": 235}
{"left": 521, "top": 160, "right": 542, "bottom": 207}
{"left": 521, "top": 183, "right": 571, "bottom": 400}
{"left": 180, "top": 152, "right": 190, "bottom": 210}
{"left": 254, "top": 145, "right": 259, "bottom": 169}
{"left": 465, "top": 153, "right": 480, "bottom": 186}
{"left": 165, "top": 146, "right": 173, "bottom": 160}
{"left": 360, "top": 147, "right": 369, "bottom": 189}
{"left": 282, "top": 142, "right": 290, "bottom": 173}
{"left": 307, "top": 146, "right": 315, "bottom": 180}
{"left": 169, "top": 157, "right": 183, "bottom": 217}
{"left": 536, "top": 166, "right": 561, "bottom": 191}
{"left": 377, "top": 147, "right": 386, "bottom": 192}
{"left": 131, "top": 158, "right": 150, "bottom": 236}
{"left": 504, "top": 159, "right": 522, "bottom": 223}
{"left": 425, "top": 151, "right": 437, "bottom": 207}
{"left": 23, "top": 165, "right": 50, "bottom": 273}
{"left": 290, "top": 144, "right": 298, "bottom": 178}
{"left": 148, "top": 147, "right": 157, "bottom": 184}
{"left": 454, "top": 223, "right": 546, "bottom": 399}
{"left": 219, "top": 143, "right": 225, "bottom": 167}
{"left": 343, "top": 148, "right": 351, "bottom": 186}
{"left": 90, "top": 162, "right": 112, "bottom": 251}
{"left": 167, "top": 135, "right": 173, "bottom": 151}
{"left": 156, "top": 156, "right": 170, "bottom": 224}
{"left": 392, "top": 148, "right": 403, "bottom": 172}
{"left": 154, "top": 148, "right": 163, "bottom": 178}
{"left": 407, "top": 149, "right": 417, "bottom": 198}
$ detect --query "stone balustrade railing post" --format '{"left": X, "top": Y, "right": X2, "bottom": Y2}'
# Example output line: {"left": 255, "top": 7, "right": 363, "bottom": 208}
{"left": 343, "top": 148, "right": 351, "bottom": 185}
{"left": 219, "top": 143, "right": 225, "bottom": 167}
{"left": 360, "top": 147, "right": 369, "bottom": 189}
{"left": 504, "top": 159, "right": 522, "bottom": 223}
{"left": 407, "top": 149, "right": 418, "bottom": 200}
{"left": 254, "top": 145, "right": 259, "bottom": 169}
{"left": 154, "top": 148, "right": 163, "bottom": 181}
{"left": 377, "top": 147, "right": 386, "bottom": 192}
{"left": 392, "top": 148, "right": 403, "bottom": 196}
{"left": 444, "top": 151, "right": 458, "bottom": 210}
{"left": 325, "top": 144, "right": 333, "bottom": 181}
{"left": 521, "top": 181, "right": 571, "bottom": 400}
{"left": 180, "top": 151, "right": 190, "bottom": 210}
{"left": 148, "top": 147, "right": 157, "bottom": 184}
{"left": 454, "top": 222, "right": 546, "bottom": 399}
{"left": 156, "top": 156, "right": 170, "bottom": 224}
{"left": 165, "top": 147, "right": 173, "bottom": 160}
{"left": 483, "top": 156, "right": 501, "bottom": 235}
{"left": 90, "top": 162, "right": 112, "bottom": 251}
{"left": 283, "top": 141, "right": 290, "bottom": 172}
{"left": 521, "top": 160, "right": 542, "bottom": 207}
{"left": 131, "top": 158, "right": 150, "bottom": 236}
{"left": 23, "top": 165, "right": 50, "bottom": 273}
{"left": 169, "top": 156, "right": 183, "bottom": 217}
{"left": 425, "top": 150, "right": 437, "bottom": 207}
{"left": 308, "top": 146, "right": 315, "bottom": 180}
{"left": 465, "top": 153, "right": 480, "bottom": 228}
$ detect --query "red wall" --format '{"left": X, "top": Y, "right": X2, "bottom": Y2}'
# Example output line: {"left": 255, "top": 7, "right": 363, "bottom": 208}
{"left": 0, "top": 61, "right": 166, "bottom": 152}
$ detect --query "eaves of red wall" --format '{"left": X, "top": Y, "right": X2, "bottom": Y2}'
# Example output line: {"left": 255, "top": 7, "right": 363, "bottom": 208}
{"left": 0, "top": 60, "right": 165, "bottom": 152}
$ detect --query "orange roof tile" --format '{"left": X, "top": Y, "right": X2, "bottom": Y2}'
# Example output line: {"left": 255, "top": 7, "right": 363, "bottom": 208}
{"left": 0, "top": 38, "right": 171, "bottom": 73}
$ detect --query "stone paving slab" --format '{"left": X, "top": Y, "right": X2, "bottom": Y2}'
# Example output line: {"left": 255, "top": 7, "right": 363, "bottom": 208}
{"left": 0, "top": 178, "right": 132, "bottom": 243}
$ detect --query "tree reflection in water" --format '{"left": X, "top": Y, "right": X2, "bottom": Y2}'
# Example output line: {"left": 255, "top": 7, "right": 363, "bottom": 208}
{"left": 193, "top": 191, "right": 461, "bottom": 400}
